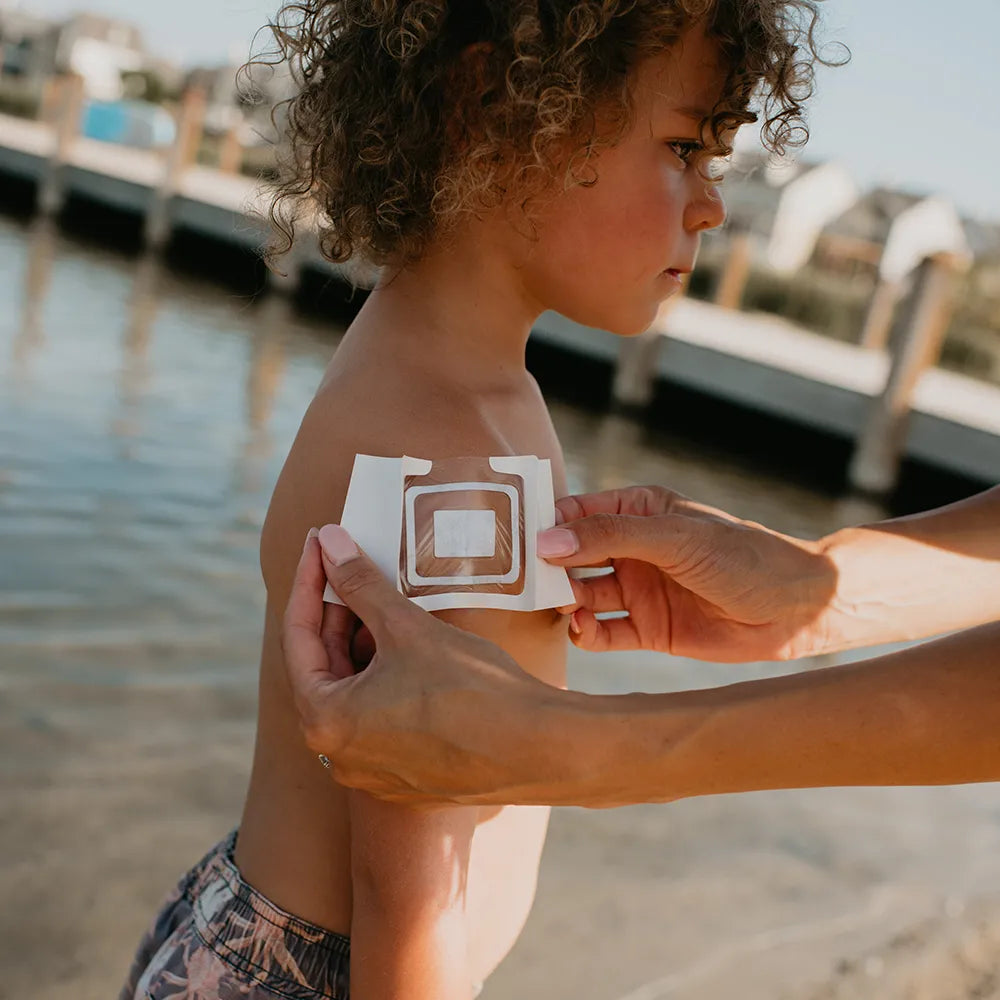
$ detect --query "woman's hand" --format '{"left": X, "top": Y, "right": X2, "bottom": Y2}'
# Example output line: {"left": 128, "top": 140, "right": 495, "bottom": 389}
{"left": 538, "top": 486, "right": 840, "bottom": 662}
{"left": 282, "top": 526, "right": 588, "bottom": 806}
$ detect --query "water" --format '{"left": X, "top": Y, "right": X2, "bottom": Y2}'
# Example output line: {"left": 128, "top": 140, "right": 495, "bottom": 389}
{"left": 0, "top": 213, "right": 865, "bottom": 688}
{"left": 2, "top": 214, "right": 999, "bottom": 1000}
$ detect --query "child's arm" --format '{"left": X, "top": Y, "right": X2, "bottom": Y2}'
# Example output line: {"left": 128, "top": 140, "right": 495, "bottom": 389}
{"left": 348, "top": 788, "right": 478, "bottom": 999}
{"left": 261, "top": 386, "right": 565, "bottom": 998}
{"left": 347, "top": 602, "right": 559, "bottom": 1000}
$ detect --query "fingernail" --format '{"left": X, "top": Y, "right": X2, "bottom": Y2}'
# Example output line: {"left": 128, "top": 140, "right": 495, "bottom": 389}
{"left": 537, "top": 527, "right": 579, "bottom": 558}
{"left": 318, "top": 524, "right": 359, "bottom": 565}
{"left": 303, "top": 526, "right": 318, "bottom": 553}
{"left": 570, "top": 611, "right": 582, "bottom": 635}
{"left": 554, "top": 507, "right": 565, "bottom": 526}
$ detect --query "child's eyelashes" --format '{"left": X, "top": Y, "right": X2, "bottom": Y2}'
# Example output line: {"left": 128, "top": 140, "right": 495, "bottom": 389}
{"left": 666, "top": 140, "right": 705, "bottom": 165}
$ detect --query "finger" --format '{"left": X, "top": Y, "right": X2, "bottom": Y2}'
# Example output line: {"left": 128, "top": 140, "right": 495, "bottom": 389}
{"left": 285, "top": 529, "right": 324, "bottom": 636}
{"left": 539, "top": 512, "right": 673, "bottom": 568}
{"left": 319, "top": 603, "right": 361, "bottom": 680}
{"left": 555, "top": 485, "right": 679, "bottom": 524}
{"left": 569, "top": 573, "right": 626, "bottom": 614}
{"left": 570, "top": 609, "right": 643, "bottom": 653}
{"left": 556, "top": 575, "right": 623, "bottom": 615}
{"left": 282, "top": 532, "right": 329, "bottom": 682}
{"left": 317, "top": 524, "right": 425, "bottom": 647}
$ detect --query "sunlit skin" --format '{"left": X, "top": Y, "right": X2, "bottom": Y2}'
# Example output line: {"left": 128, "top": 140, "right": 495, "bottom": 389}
{"left": 237, "top": 19, "right": 736, "bottom": 1000}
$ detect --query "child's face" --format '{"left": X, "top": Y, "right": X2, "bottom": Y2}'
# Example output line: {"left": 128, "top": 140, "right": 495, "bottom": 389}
{"left": 519, "top": 20, "right": 730, "bottom": 337}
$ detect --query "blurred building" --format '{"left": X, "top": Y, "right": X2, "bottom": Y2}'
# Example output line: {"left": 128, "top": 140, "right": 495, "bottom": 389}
{"left": 0, "top": 9, "right": 182, "bottom": 104}
{"left": 0, "top": 9, "right": 59, "bottom": 82}
{"left": 819, "top": 189, "right": 971, "bottom": 283}
{"left": 185, "top": 58, "right": 297, "bottom": 142}
{"left": 717, "top": 149, "right": 860, "bottom": 275}
{"left": 55, "top": 13, "right": 145, "bottom": 101}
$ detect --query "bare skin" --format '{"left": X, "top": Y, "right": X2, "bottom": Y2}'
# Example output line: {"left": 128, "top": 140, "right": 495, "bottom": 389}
{"left": 280, "top": 485, "right": 1000, "bottom": 807}
{"left": 235, "top": 19, "right": 730, "bottom": 998}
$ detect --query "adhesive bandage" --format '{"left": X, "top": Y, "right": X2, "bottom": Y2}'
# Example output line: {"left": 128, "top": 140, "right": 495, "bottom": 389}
{"left": 323, "top": 454, "right": 573, "bottom": 612}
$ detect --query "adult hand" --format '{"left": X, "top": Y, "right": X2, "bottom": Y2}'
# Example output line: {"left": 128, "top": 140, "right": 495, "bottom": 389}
{"left": 538, "top": 486, "right": 840, "bottom": 662}
{"left": 281, "top": 525, "right": 589, "bottom": 806}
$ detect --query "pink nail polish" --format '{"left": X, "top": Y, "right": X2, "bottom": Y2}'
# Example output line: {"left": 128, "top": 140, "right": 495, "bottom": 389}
{"left": 537, "top": 528, "right": 579, "bottom": 558}
{"left": 318, "top": 524, "right": 360, "bottom": 565}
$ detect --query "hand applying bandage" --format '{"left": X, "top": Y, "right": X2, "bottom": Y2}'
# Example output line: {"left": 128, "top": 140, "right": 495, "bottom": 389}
{"left": 285, "top": 524, "right": 588, "bottom": 806}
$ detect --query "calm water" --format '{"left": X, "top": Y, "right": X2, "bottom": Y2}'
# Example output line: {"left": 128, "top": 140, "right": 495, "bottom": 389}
{"left": 4, "top": 214, "right": 1000, "bottom": 1000}
{"left": 0, "top": 213, "right": 873, "bottom": 688}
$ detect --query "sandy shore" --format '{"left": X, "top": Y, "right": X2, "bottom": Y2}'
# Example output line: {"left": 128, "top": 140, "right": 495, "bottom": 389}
{"left": 4, "top": 641, "right": 1000, "bottom": 1000}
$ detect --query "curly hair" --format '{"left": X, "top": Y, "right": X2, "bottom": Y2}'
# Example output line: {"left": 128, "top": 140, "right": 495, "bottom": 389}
{"left": 246, "top": 0, "right": 846, "bottom": 278}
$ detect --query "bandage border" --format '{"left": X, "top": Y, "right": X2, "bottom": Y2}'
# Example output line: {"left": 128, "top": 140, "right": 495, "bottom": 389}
{"left": 404, "top": 482, "right": 521, "bottom": 587}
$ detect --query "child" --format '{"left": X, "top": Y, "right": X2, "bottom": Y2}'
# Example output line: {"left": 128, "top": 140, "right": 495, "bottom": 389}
{"left": 119, "top": 1, "right": 825, "bottom": 997}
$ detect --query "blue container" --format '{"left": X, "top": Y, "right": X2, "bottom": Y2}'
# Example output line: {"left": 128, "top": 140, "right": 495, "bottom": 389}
{"left": 80, "top": 100, "right": 177, "bottom": 149}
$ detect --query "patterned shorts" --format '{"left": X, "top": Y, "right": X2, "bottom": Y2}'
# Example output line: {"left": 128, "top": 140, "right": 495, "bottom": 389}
{"left": 118, "top": 829, "right": 351, "bottom": 1000}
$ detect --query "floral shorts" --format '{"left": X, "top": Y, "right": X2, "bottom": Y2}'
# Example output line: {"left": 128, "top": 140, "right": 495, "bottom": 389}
{"left": 118, "top": 829, "right": 351, "bottom": 1000}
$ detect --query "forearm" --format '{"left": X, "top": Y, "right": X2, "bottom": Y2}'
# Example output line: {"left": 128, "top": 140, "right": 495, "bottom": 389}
{"left": 573, "top": 620, "right": 1000, "bottom": 806}
{"left": 818, "top": 485, "right": 1000, "bottom": 651}
{"left": 349, "top": 791, "right": 477, "bottom": 999}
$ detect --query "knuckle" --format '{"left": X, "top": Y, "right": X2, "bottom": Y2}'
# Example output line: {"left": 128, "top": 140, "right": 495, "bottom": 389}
{"left": 643, "top": 484, "right": 677, "bottom": 513}
{"left": 587, "top": 512, "right": 621, "bottom": 545}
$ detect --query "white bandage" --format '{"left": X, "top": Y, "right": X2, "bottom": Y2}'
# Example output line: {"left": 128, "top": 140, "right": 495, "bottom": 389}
{"left": 323, "top": 454, "right": 573, "bottom": 612}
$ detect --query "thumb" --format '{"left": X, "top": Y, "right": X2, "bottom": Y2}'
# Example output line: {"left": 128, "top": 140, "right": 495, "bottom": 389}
{"left": 317, "top": 524, "right": 418, "bottom": 647}
{"left": 538, "top": 512, "right": 706, "bottom": 571}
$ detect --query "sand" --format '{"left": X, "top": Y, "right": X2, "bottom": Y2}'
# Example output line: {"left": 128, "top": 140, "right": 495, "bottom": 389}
{"left": 4, "top": 643, "right": 1000, "bottom": 1000}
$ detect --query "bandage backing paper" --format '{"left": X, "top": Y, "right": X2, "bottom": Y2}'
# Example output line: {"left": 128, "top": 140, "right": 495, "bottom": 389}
{"left": 323, "top": 454, "right": 574, "bottom": 612}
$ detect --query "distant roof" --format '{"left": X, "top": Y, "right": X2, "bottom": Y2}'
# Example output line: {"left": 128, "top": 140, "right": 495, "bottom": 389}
{"left": 720, "top": 152, "right": 824, "bottom": 235}
{"left": 61, "top": 12, "right": 144, "bottom": 52}
{"left": 962, "top": 217, "right": 1000, "bottom": 261}
{"left": 824, "top": 187, "right": 929, "bottom": 242}
{"left": 0, "top": 9, "right": 58, "bottom": 39}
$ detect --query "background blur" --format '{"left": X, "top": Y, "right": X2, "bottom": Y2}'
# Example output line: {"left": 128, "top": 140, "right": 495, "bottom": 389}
{"left": 2, "top": 2, "right": 999, "bottom": 999}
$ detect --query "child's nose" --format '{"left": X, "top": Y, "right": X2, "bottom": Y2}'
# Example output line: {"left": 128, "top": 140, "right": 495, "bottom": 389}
{"left": 685, "top": 183, "right": 727, "bottom": 233}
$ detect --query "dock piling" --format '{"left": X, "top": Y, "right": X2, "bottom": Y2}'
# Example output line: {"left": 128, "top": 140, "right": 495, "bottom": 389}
{"left": 858, "top": 276, "right": 903, "bottom": 350}
{"left": 612, "top": 278, "right": 690, "bottom": 411}
{"left": 144, "top": 86, "right": 207, "bottom": 249}
{"left": 713, "top": 226, "right": 752, "bottom": 311}
{"left": 37, "top": 73, "right": 84, "bottom": 217}
{"left": 848, "top": 251, "right": 971, "bottom": 496}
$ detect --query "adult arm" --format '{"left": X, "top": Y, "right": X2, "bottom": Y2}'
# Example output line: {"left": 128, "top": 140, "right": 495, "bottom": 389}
{"left": 581, "top": 620, "right": 1000, "bottom": 806}
{"left": 541, "top": 484, "right": 1000, "bottom": 660}
{"left": 286, "top": 528, "right": 1000, "bottom": 808}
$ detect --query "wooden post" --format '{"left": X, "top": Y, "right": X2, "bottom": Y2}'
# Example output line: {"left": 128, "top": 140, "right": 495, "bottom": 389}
{"left": 217, "top": 122, "right": 244, "bottom": 174}
{"left": 37, "top": 73, "right": 85, "bottom": 216}
{"left": 612, "top": 274, "right": 689, "bottom": 410}
{"left": 858, "top": 277, "right": 903, "bottom": 350}
{"left": 144, "top": 86, "right": 207, "bottom": 249}
{"left": 848, "top": 252, "right": 970, "bottom": 497}
{"left": 714, "top": 228, "right": 752, "bottom": 310}
{"left": 613, "top": 330, "right": 663, "bottom": 410}
{"left": 38, "top": 75, "right": 64, "bottom": 124}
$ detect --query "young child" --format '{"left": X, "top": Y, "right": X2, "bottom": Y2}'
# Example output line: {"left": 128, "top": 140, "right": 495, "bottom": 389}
{"left": 119, "top": 2, "right": 824, "bottom": 997}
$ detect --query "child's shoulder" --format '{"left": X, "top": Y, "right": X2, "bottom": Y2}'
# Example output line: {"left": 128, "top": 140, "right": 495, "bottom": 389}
{"left": 259, "top": 366, "right": 511, "bottom": 603}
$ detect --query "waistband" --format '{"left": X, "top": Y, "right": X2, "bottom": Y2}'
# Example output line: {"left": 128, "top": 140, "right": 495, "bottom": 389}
{"left": 185, "top": 829, "right": 351, "bottom": 1000}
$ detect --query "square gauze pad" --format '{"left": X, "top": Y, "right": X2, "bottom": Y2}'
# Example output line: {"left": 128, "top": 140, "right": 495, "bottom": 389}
{"left": 433, "top": 508, "right": 497, "bottom": 559}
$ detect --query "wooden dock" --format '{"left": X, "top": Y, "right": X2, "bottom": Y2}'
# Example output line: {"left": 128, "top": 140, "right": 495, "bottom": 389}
{"left": 1, "top": 108, "right": 998, "bottom": 488}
